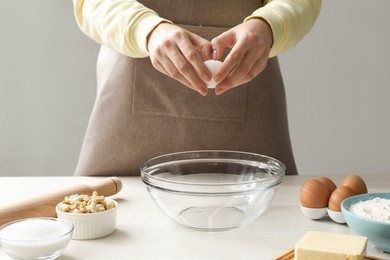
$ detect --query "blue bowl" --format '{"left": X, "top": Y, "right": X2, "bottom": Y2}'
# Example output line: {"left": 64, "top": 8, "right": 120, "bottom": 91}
{"left": 341, "top": 192, "right": 390, "bottom": 253}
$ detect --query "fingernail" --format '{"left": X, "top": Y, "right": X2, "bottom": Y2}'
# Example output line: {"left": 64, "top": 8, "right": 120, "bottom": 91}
{"left": 203, "top": 74, "right": 211, "bottom": 82}
{"left": 214, "top": 75, "right": 222, "bottom": 83}
{"left": 215, "top": 87, "right": 224, "bottom": 95}
{"left": 212, "top": 49, "right": 217, "bottom": 60}
{"left": 200, "top": 87, "right": 208, "bottom": 96}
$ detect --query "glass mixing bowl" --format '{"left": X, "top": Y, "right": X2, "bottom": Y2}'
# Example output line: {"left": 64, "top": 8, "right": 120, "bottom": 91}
{"left": 141, "top": 150, "right": 285, "bottom": 231}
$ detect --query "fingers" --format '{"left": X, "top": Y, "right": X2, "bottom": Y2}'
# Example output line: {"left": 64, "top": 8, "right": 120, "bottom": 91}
{"left": 210, "top": 20, "right": 272, "bottom": 95}
{"left": 148, "top": 21, "right": 273, "bottom": 96}
{"left": 201, "top": 42, "right": 213, "bottom": 61}
{"left": 215, "top": 56, "right": 268, "bottom": 95}
{"left": 190, "top": 33, "right": 213, "bottom": 60}
{"left": 211, "top": 30, "right": 235, "bottom": 60}
{"left": 215, "top": 41, "right": 268, "bottom": 95}
{"left": 148, "top": 24, "right": 211, "bottom": 95}
{"left": 151, "top": 55, "right": 198, "bottom": 93}
{"left": 179, "top": 33, "right": 212, "bottom": 82}
{"left": 211, "top": 30, "right": 245, "bottom": 84}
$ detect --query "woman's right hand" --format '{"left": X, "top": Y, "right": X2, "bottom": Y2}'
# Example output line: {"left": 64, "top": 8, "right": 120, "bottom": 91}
{"left": 147, "top": 23, "right": 212, "bottom": 96}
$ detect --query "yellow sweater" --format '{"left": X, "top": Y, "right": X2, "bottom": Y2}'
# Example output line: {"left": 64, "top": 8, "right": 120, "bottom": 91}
{"left": 73, "top": 0, "right": 321, "bottom": 58}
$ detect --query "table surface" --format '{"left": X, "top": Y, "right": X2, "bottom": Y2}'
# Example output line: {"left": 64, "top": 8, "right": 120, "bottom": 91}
{"left": 0, "top": 175, "right": 389, "bottom": 260}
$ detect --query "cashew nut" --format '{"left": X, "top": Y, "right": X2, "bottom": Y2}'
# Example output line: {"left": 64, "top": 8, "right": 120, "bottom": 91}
{"left": 57, "top": 191, "right": 116, "bottom": 214}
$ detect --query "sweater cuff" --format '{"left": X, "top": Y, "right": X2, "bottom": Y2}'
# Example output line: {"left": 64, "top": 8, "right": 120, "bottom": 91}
{"left": 132, "top": 13, "right": 172, "bottom": 57}
{"left": 245, "top": 9, "right": 285, "bottom": 58}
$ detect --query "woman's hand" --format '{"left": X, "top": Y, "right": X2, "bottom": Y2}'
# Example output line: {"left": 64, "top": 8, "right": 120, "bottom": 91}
{"left": 147, "top": 23, "right": 213, "bottom": 96}
{"left": 211, "top": 18, "right": 273, "bottom": 95}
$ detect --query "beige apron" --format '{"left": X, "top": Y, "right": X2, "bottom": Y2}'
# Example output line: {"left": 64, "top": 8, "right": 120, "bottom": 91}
{"left": 74, "top": 0, "right": 298, "bottom": 176}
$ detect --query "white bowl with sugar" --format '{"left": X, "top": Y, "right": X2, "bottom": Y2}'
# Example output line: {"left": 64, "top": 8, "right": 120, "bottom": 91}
{"left": 0, "top": 217, "right": 73, "bottom": 260}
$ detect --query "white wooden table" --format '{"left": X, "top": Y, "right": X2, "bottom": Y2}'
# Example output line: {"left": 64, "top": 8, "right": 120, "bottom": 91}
{"left": 0, "top": 175, "right": 389, "bottom": 260}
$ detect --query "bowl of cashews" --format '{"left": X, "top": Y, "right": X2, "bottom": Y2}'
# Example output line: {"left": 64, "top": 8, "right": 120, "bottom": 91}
{"left": 55, "top": 191, "right": 118, "bottom": 240}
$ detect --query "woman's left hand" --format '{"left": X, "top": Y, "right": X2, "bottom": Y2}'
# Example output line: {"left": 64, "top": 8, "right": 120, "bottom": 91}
{"left": 211, "top": 18, "right": 273, "bottom": 95}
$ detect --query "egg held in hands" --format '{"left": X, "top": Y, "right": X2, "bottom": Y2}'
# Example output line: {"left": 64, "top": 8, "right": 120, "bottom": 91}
{"left": 203, "top": 60, "right": 222, "bottom": 88}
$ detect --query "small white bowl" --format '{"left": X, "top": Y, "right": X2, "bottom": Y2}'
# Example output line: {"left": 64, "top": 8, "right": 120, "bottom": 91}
{"left": 327, "top": 209, "right": 346, "bottom": 224}
{"left": 0, "top": 217, "right": 73, "bottom": 260}
{"left": 56, "top": 199, "right": 118, "bottom": 240}
{"left": 300, "top": 205, "right": 327, "bottom": 220}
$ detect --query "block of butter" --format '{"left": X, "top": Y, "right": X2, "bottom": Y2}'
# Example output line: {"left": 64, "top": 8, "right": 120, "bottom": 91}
{"left": 294, "top": 231, "right": 368, "bottom": 260}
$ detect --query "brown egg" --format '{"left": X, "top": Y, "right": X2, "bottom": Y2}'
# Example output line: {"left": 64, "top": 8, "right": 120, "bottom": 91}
{"left": 328, "top": 185, "right": 355, "bottom": 212}
{"left": 341, "top": 175, "right": 368, "bottom": 195}
{"left": 317, "top": 177, "right": 337, "bottom": 195}
{"left": 300, "top": 179, "right": 330, "bottom": 208}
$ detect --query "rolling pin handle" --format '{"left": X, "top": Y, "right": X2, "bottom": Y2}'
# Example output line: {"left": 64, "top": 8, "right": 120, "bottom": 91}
{"left": 91, "top": 177, "right": 122, "bottom": 196}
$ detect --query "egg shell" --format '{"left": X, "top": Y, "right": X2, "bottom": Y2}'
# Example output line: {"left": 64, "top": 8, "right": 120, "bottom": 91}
{"left": 300, "top": 179, "right": 330, "bottom": 208}
{"left": 328, "top": 185, "right": 355, "bottom": 212}
{"left": 340, "top": 175, "right": 367, "bottom": 195}
{"left": 317, "top": 177, "right": 337, "bottom": 195}
{"left": 204, "top": 60, "right": 222, "bottom": 88}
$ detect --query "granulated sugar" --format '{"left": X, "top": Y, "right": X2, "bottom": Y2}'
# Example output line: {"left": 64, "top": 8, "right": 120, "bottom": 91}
{"left": 1, "top": 218, "right": 70, "bottom": 240}
{"left": 349, "top": 197, "right": 390, "bottom": 223}
{"left": 0, "top": 218, "right": 72, "bottom": 259}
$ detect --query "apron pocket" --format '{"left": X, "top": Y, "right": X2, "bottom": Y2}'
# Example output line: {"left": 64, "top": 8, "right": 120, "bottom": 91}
{"left": 132, "top": 24, "right": 247, "bottom": 123}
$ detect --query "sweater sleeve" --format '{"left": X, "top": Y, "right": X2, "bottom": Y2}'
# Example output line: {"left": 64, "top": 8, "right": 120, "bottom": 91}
{"left": 72, "top": 0, "right": 172, "bottom": 58}
{"left": 73, "top": 0, "right": 320, "bottom": 58}
{"left": 245, "top": 0, "right": 322, "bottom": 57}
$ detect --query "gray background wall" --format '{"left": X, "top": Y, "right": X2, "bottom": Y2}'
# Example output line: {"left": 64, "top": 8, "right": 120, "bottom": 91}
{"left": 0, "top": 1, "right": 389, "bottom": 176}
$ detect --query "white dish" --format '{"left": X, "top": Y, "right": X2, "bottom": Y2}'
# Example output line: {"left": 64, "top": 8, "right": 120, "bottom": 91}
{"left": 56, "top": 199, "right": 118, "bottom": 240}
{"left": 300, "top": 205, "right": 327, "bottom": 220}
{"left": 327, "top": 208, "right": 346, "bottom": 224}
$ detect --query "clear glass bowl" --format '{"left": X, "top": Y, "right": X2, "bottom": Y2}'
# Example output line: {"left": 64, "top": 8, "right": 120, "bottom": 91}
{"left": 141, "top": 150, "right": 285, "bottom": 231}
{"left": 0, "top": 217, "right": 73, "bottom": 260}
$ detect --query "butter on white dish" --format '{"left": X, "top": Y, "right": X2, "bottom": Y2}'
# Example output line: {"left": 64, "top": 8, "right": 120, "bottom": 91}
{"left": 294, "top": 231, "right": 367, "bottom": 260}
{"left": 204, "top": 60, "right": 222, "bottom": 88}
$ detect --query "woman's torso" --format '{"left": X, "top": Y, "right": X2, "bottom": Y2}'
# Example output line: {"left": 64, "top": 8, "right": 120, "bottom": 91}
{"left": 74, "top": 0, "right": 298, "bottom": 176}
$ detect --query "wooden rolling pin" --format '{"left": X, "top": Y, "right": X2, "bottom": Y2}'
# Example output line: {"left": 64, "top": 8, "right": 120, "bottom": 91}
{"left": 0, "top": 177, "right": 122, "bottom": 226}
